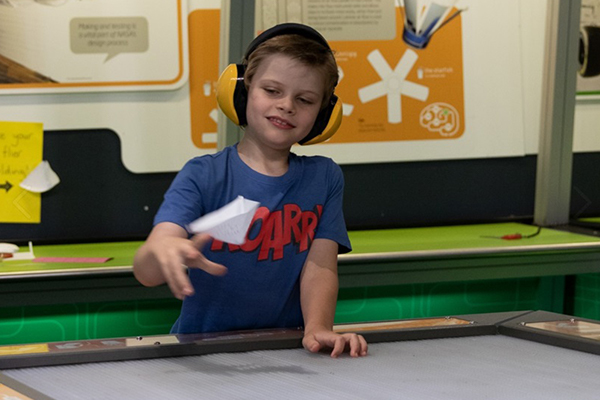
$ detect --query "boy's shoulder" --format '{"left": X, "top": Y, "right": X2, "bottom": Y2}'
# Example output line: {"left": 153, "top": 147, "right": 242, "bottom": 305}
{"left": 291, "top": 152, "right": 341, "bottom": 171}
{"left": 291, "top": 151, "right": 334, "bottom": 163}
{"left": 185, "top": 145, "right": 236, "bottom": 167}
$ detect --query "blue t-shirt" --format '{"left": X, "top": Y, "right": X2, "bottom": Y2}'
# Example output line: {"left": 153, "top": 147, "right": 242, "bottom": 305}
{"left": 154, "top": 145, "right": 351, "bottom": 334}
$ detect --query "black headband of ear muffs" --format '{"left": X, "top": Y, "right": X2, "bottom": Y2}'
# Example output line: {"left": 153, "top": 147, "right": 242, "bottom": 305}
{"left": 243, "top": 23, "right": 333, "bottom": 62}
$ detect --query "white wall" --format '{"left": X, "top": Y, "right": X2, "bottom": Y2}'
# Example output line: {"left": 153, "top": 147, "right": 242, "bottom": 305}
{"left": 0, "top": 0, "right": 597, "bottom": 175}
{"left": 520, "top": 0, "right": 600, "bottom": 154}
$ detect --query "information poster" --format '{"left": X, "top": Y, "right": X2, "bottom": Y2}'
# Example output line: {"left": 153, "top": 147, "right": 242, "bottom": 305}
{"left": 255, "top": 0, "right": 466, "bottom": 144}
{"left": 0, "top": 0, "right": 527, "bottom": 172}
{"left": 254, "top": 0, "right": 526, "bottom": 164}
{"left": 0, "top": 0, "right": 185, "bottom": 93}
{"left": 0, "top": 121, "right": 42, "bottom": 223}
{"left": 330, "top": 3, "right": 464, "bottom": 143}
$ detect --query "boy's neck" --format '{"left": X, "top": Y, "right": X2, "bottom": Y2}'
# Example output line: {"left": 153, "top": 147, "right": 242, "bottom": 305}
{"left": 237, "top": 139, "right": 290, "bottom": 177}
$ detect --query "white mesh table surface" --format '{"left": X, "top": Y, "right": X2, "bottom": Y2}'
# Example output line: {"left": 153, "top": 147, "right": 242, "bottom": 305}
{"left": 4, "top": 334, "right": 600, "bottom": 400}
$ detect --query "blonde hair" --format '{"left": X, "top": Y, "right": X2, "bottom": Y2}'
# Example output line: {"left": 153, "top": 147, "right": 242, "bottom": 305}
{"left": 243, "top": 34, "right": 339, "bottom": 109}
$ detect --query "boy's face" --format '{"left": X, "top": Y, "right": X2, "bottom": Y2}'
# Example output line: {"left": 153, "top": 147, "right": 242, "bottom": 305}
{"left": 245, "top": 54, "right": 325, "bottom": 150}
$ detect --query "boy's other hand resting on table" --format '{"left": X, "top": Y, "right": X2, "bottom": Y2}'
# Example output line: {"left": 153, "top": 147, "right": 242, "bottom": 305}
{"left": 303, "top": 329, "right": 368, "bottom": 358}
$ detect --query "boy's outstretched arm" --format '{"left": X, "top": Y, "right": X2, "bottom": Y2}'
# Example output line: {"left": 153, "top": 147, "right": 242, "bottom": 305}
{"left": 300, "top": 238, "right": 368, "bottom": 358}
{"left": 133, "top": 222, "right": 227, "bottom": 300}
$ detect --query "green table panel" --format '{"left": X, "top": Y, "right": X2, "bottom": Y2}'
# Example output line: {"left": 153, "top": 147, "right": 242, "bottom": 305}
{"left": 2, "top": 223, "right": 599, "bottom": 278}
{"left": 2, "top": 223, "right": 596, "bottom": 345}
{"left": 1, "top": 222, "right": 599, "bottom": 308}
{"left": 347, "top": 223, "right": 600, "bottom": 254}
{"left": 579, "top": 217, "right": 600, "bottom": 223}
{"left": 0, "top": 241, "right": 143, "bottom": 276}
{"left": 339, "top": 224, "right": 600, "bottom": 288}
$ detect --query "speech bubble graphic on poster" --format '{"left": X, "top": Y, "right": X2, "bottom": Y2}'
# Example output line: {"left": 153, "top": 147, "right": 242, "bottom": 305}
{"left": 70, "top": 17, "right": 149, "bottom": 62}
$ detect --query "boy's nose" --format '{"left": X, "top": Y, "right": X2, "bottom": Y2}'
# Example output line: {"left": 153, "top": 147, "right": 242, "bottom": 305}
{"left": 277, "top": 97, "right": 295, "bottom": 114}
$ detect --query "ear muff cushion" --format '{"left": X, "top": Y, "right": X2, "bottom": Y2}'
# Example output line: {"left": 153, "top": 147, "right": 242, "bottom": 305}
{"left": 216, "top": 64, "right": 248, "bottom": 126}
{"left": 300, "top": 95, "right": 343, "bottom": 145}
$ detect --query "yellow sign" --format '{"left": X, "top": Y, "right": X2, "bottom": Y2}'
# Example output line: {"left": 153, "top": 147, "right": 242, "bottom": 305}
{"left": 0, "top": 121, "right": 43, "bottom": 223}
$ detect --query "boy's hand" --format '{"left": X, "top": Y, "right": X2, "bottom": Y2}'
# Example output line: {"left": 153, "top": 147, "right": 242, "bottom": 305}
{"left": 158, "top": 233, "right": 228, "bottom": 299}
{"left": 302, "top": 330, "right": 368, "bottom": 358}
{"left": 136, "top": 227, "right": 228, "bottom": 300}
{"left": 187, "top": 234, "right": 229, "bottom": 276}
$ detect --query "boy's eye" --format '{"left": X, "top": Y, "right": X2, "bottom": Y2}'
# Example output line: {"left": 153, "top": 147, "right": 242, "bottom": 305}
{"left": 263, "top": 88, "right": 278, "bottom": 95}
{"left": 298, "top": 97, "right": 315, "bottom": 105}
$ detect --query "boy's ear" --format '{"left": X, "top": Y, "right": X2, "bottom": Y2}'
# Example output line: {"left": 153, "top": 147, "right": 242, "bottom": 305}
{"left": 216, "top": 63, "right": 248, "bottom": 126}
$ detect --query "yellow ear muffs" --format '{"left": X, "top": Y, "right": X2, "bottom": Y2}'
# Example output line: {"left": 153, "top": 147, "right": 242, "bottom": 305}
{"left": 298, "top": 95, "right": 343, "bottom": 145}
{"left": 216, "top": 63, "right": 248, "bottom": 126}
{"left": 216, "top": 23, "right": 344, "bottom": 145}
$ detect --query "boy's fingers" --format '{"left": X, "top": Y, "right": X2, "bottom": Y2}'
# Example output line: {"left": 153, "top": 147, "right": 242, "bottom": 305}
{"left": 187, "top": 257, "right": 228, "bottom": 276}
{"left": 164, "top": 260, "right": 194, "bottom": 299}
{"left": 330, "top": 336, "right": 346, "bottom": 358}
{"left": 358, "top": 335, "right": 368, "bottom": 356}
{"left": 343, "top": 334, "right": 368, "bottom": 357}
{"left": 302, "top": 335, "right": 321, "bottom": 353}
{"left": 302, "top": 332, "right": 368, "bottom": 357}
{"left": 186, "top": 234, "right": 228, "bottom": 276}
{"left": 191, "top": 233, "right": 211, "bottom": 249}
{"left": 348, "top": 335, "right": 362, "bottom": 357}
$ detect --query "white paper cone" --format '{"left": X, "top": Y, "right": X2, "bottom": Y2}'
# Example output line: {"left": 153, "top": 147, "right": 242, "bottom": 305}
{"left": 187, "top": 196, "right": 260, "bottom": 245}
{"left": 20, "top": 160, "right": 60, "bottom": 193}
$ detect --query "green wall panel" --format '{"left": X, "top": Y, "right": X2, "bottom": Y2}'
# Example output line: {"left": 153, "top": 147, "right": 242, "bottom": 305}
{"left": 0, "top": 299, "right": 182, "bottom": 346}
{"left": 0, "top": 277, "right": 562, "bottom": 346}
{"left": 335, "top": 277, "right": 549, "bottom": 324}
{"left": 574, "top": 273, "right": 600, "bottom": 319}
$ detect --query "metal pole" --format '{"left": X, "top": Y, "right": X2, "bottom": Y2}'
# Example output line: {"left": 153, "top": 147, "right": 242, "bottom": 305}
{"left": 217, "top": 0, "right": 256, "bottom": 150}
{"left": 534, "top": 0, "right": 581, "bottom": 226}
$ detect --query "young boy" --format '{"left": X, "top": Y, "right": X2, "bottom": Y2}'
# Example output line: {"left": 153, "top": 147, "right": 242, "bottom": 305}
{"left": 133, "top": 23, "right": 367, "bottom": 358}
